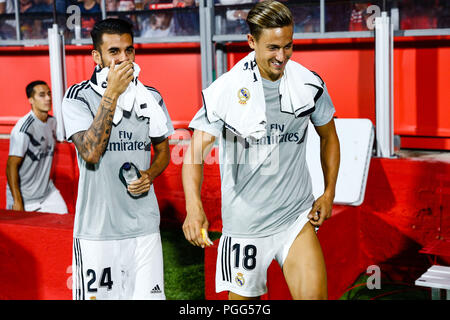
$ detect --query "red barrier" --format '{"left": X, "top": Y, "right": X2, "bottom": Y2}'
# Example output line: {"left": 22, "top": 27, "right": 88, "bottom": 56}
{"left": 202, "top": 157, "right": 450, "bottom": 300}
{"left": 0, "top": 211, "right": 73, "bottom": 300}
{"left": 0, "top": 138, "right": 449, "bottom": 299}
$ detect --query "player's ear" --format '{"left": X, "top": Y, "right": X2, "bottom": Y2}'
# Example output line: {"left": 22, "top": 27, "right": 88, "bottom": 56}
{"left": 247, "top": 33, "right": 256, "bottom": 50}
{"left": 92, "top": 49, "right": 102, "bottom": 67}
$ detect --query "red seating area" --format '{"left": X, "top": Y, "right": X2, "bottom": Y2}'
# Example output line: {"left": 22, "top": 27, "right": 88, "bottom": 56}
{"left": 204, "top": 158, "right": 450, "bottom": 300}
{"left": 0, "top": 211, "right": 73, "bottom": 299}
{"left": 0, "top": 139, "right": 449, "bottom": 299}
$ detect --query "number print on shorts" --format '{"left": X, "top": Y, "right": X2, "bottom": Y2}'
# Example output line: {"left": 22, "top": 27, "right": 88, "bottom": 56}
{"left": 86, "top": 267, "right": 114, "bottom": 292}
{"left": 232, "top": 243, "right": 257, "bottom": 271}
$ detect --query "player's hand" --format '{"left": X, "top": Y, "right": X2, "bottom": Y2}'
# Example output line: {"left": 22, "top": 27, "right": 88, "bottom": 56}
{"left": 105, "top": 60, "right": 134, "bottom": 97}
{"left": 127, "top": 171, "right": 153, "bottom": 196}
{"left": 183, "top": 205, "right": 213, "bottom": 248}
{"left": 308, "top": 193, "right": 334, "bottom": 227}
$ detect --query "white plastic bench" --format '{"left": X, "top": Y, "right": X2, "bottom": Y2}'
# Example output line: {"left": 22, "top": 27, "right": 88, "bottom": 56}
{"left": 415, "top": 265, "right": 450, "bottom": 300}
{"left": 306, "top": 118, "right": 375, "bottom": 206}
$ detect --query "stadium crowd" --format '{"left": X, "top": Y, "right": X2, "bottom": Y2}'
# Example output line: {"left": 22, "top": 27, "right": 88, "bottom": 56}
{"left": 0, "top": 1, "right": 449, "bottom": 40}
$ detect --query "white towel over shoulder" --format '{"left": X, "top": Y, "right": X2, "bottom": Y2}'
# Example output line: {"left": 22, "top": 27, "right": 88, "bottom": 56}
{"left": 201, "top": 51, "right": 323, "bottom": 140}
{"left": 89, "top": 62, "right": 168, "bottom": 138}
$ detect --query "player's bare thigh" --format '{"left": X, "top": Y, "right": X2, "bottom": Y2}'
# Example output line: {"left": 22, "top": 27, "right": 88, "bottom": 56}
{"left": 228, "top": 291, "right": 261, "bottom": 300}
{"left": 282, "top": 222, "right": 327, "bottom": 300}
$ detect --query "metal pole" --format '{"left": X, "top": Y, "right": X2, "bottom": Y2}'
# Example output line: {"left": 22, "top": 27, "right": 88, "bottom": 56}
{"left": 320, "top": 0, "right": 325, "bottom": 33}
{"left": 101, "top": 0, "right": 107, "bottom": 20}
{"left": 214, "top": 12, "right": 226, "bottom": 78}
{"left": 390, "top": 19, "right": 394, "bottom": 153}
{"left": 199, "top": 0, "right": 214, "bottom": 89}
{"left": 199, "top": 0, "right": 207, "bottom": 89}
{"left": 48, "top": 24, "right": 67, "bottom": 141}
{"left": 13, "top": 0, "right": 20, "bottom": 41}
{"left": 215, "top": 43, "right": 227, "bottom": 78}
{"left": 375, "top": 12, "right": 394, "bottom": 157}
{"left": 205, "top": 0, "right": 214, "bottom": 85}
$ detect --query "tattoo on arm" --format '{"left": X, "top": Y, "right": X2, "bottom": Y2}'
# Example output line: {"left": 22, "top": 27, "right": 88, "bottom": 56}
{"left": 72, "top": 96, "right": 116, "bottom": 164}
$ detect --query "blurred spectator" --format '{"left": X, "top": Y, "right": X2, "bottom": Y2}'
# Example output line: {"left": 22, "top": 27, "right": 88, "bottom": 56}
{"left": 117, "top": 0, "right": 140, "bottom": 35}
{"left": 78, "top": 0, "right": 101, "bottom": 37}
{"left": 106, "top": 0, "right": 143, "bottom": 12}
{"left": 172, "top": 0, "right": 199, "bottom": 35}
{"left": 289, "top": 1, "right": 320, "bottom": 33}
{"left": 348, "top": 2, "right": 371, "bottom": 31}
{"left": 78, "top": 0, "right": 101, "bottom": 13}
{"left": 26, "top": 0, "right": 53, "bottom": 12}
{"left": 56, "top": 0, "right": 72, "bottom": 13}
{"left": 141, "top": 11, "right": 174, "bottom": 37}
{"left": 20, "top": 0, "right": 34, "bottom": 12}
{"left": 20, "top": 0, "right": 74, "bottom": 39}
{"left": 325, "top": 1, "right": 351, "bottom": 32}
{"left": 140, "top": 0, "right": 174, "bottom": 37}
{"left": 0, "top": 0, "right": 15, "bottom": 40}
{"left": 399, "top": 0, "right": 437, "bottom": 30}
{"left": 437, "top": 0, "right": 450, "bottom": 28}
{"left": 0, "top": 0, "right": 14, "bottom": 14}
{"left": 117, "top": 0, "right": 135, "bottom": 11}
{"left": 106, "top": 0, "right": 118, "bottom": 11}
{"left": 218, "top": 0, "right": 254, "bottom": 34}
{"left": 19, "top": 0, "right": 40, "bottom": 39}
{"left": 18, "top": 0, "right": 73, "bottom": 13}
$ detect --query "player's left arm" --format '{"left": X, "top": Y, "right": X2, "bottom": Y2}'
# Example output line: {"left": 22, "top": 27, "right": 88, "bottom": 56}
{"left": 308, "top": 118, "right": 340, "bottom": 226}
{"left": 127, "top": 138, "right": 170, "bottom": 195}
{"left": 6, "top": 155, "right": 25, "bottom": 211}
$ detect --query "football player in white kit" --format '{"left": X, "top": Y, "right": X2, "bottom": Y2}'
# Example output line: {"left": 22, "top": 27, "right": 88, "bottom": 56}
{"left": 182, "top": 0, "right": 340, "bottom": 300}
{"left": 6, "top": 80, "right": 68, "bottom": 214}
{"left": 62, "top": 19, "right": 174, "bottom": 300}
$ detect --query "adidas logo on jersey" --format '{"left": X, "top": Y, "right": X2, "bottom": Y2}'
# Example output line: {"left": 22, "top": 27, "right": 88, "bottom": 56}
{"left": 151, "top": 284, "right": 162, "bottom": 294}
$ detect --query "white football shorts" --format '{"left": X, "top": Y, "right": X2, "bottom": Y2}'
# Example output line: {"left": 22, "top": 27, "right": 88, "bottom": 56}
{"left": 72, "top": 233, "right": 165, "bottom": 300}
{"left": 215, "top": 209, "right": 310, "bottom": 297}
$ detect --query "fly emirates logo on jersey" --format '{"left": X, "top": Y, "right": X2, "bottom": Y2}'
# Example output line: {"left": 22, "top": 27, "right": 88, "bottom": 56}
{"left": 246, "top": 123, "right": 307, "bottom": 147}
{"left": 106, "top": 130, "right": 151, "bottom": 152}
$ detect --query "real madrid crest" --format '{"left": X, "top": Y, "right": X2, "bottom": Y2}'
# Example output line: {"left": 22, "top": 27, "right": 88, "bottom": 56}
{"left": 235, "top": 272, "right": 245, "bottom": 286}
{"left": 238, "top": 88, "right": 250, "bottom": 105}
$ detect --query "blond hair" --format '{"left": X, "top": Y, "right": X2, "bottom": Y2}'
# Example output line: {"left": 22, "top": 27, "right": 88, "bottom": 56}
{"left": 246, "top": 0, "right": 293, "bottom": 40}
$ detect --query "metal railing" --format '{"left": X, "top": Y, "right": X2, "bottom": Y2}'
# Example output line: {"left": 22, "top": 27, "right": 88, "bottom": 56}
{"left": 0, "top": 0, "right": 448, "bottom": 46}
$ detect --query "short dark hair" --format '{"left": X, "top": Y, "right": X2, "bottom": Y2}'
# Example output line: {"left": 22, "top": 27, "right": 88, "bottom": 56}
{"left": 246, "top": 0, "right": 293, "bottom": 41}
{"left": 91, "top": 18, "right": 134, "bottom": 52}
{"left": 26, "top": 80, "right": 47, "bottom": 98}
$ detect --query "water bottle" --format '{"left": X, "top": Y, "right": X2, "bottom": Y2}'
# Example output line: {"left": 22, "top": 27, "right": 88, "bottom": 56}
{"left": 119, "top": 162, "right": 141, "bottom": 188}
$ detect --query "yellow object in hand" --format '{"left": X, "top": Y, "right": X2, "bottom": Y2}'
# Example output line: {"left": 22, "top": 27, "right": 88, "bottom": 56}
{"left": 201, "top": 228, "right": 213, "bottom": 247}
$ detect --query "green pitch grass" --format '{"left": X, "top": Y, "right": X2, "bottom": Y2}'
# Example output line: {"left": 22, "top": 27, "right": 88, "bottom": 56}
{"left": 161, "top": 229, "right": 221, "bottom": 300}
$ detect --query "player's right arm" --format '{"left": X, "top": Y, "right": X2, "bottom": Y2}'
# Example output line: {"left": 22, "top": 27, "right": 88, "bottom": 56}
{"left": 71, "top": 60, "right": 134, "bottom": 164}
{"left": 182, "top": 129, "right": 216, "bottom": 247}
{"left": 6, "top": 156, "right": 24, "bottom": 211}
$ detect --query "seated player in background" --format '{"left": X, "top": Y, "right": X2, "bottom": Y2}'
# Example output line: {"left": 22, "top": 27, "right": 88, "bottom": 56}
{"left": 6, "top": 80, "right": 68, "bottom": 214}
